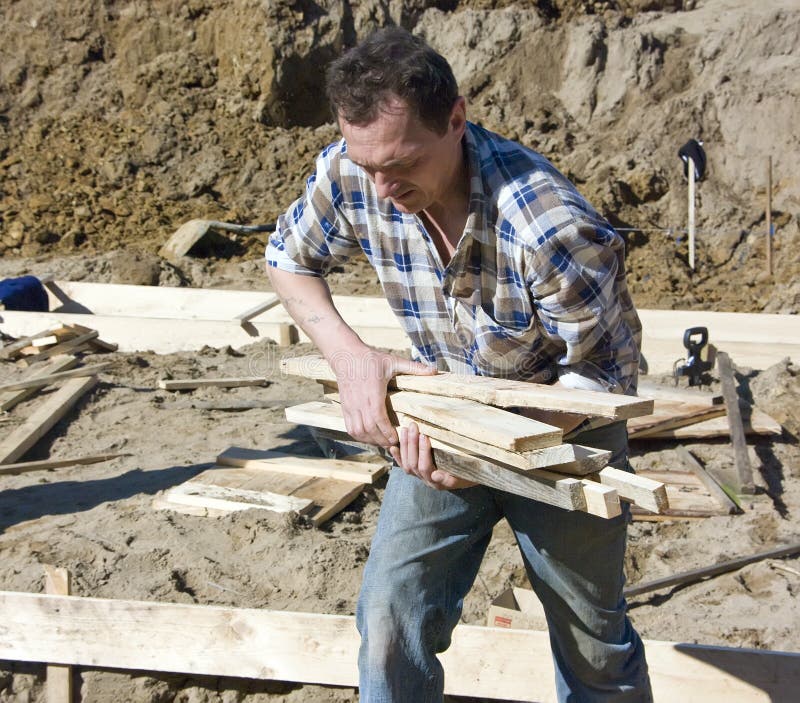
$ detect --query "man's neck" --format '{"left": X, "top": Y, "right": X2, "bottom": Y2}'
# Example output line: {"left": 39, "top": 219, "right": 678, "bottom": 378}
{"left": 422, "top": 147, "right": 470, "bottom": 266}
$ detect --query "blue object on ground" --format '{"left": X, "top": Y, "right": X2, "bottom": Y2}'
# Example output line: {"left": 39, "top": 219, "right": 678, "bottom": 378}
{"left": 0, "top": 275, "right": 49, "bottom": 312}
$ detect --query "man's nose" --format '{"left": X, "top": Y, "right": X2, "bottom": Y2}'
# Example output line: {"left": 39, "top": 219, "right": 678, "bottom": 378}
{"left": 373, "top": 171, "right": 395, "bottom": 199}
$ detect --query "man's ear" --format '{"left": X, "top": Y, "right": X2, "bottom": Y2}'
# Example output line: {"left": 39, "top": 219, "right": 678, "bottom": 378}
{"left": 449, "top": 96, "right": 467, "bottom": 138}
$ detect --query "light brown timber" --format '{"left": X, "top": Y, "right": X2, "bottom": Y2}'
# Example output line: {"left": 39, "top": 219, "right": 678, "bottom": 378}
{"left": 43, "top": 566, "right": 72, "bottom": 703}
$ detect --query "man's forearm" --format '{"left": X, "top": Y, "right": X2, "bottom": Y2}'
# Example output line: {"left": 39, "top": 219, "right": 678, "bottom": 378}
{"left": 266, "top": 265, "right": 367, "bottom": 359}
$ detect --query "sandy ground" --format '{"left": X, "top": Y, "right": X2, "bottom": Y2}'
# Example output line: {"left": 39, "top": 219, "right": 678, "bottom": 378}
{"left": 0, "top": 283, "right": 799, "bottom": 701}
{"left": 2, "top": 0, "right": 800, "bottom": 699}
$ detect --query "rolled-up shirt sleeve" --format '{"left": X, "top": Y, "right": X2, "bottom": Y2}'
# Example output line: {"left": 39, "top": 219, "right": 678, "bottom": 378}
{"left": 528, "top": 219, "right": 639, "bottom": 394}
{"left": 266, "top": 142, "right": 361, "bottom": 277}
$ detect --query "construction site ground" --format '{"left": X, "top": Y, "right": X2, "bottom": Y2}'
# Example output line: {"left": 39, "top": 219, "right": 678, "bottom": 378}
{"left": 2, "top": 0, "right": 800, "bottom": 700}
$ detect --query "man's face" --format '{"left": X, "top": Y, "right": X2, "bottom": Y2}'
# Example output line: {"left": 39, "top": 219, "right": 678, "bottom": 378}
{"left": 340, "top": 96, "right": 466, "bottom": 214}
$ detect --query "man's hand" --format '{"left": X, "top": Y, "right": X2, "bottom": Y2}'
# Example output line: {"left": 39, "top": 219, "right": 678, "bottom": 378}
{"left": 331, "top": 346, "right": 436, "bottom": 448}
{"left": 389, "top": 421, "right": 477, "bottom": 490}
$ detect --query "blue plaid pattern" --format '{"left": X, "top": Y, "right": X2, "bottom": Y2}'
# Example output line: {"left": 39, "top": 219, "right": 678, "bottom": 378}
{"left": 267, "top": 122, "right": 641, "bottom": 393}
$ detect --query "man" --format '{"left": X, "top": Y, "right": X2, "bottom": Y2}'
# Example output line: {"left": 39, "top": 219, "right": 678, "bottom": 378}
{"left": 266, "top": 27, "right": 652, "bottom": 702}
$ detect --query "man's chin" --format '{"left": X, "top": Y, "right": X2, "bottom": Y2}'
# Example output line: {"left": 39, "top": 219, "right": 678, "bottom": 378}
{"left": 390, "top": 196, "right": 424, "bottom": 214}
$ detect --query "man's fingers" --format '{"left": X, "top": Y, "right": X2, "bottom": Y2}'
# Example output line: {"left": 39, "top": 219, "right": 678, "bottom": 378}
{"left": 390, "top": 356, "right": 438, "bottom": 377}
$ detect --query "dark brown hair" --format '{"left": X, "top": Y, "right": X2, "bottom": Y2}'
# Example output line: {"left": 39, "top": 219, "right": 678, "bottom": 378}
{"left": 325, "top": 27, "right": 459, "bottom": 135}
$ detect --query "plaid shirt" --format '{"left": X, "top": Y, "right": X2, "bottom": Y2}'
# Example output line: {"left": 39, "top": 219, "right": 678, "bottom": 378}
{"left": 267, "top": 122, "right": 641, "bottom": 394}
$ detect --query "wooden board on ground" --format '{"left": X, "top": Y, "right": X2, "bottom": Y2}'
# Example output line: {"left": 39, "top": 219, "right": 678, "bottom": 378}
{"left": 389, "top": 390, "right": 562, "bottom": 452}
{"left": 2, "top": 592, "right": 799, "bottom": 702}
{"left": 157, "top": 377, "right": 269, "bottom": 391}
{"left": 217, "top": 447, "right": 389, "bottom": 484}
{"left": 636, "top": 407, "right": 782, "bottom": 439}
{"left": 0, "top": 355, "right": 78, "bottom": 412}
{"left": 0, "top": 363, "right": 109, "bottom": 394}
{"left": 628, "top": 400, "right": 727, "bottom": 439}
{"left": 0, "top": 376, "right": 98, "bottom": 465}
{"left": 630, "top": 468, "right": 731, "bottom": 519}
{"left": 282, "top": 355, "right": 654, "bottom": 420}
{"left": 0, "top": 453, "right": 126, "bottom": 476}
{"left": 156, "top": 462, "right": 368, "bottom": 526}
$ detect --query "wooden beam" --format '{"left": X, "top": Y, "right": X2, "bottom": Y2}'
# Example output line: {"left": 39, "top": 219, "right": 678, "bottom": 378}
{"left": 1, "top": 592, "right": 798, "bottom": 702}
{"left": 0, "top": 453, "right": 127, "bottom": 476}
{"left": 625, "top": 542, "right": 800, "bottom": 598}
{"left": 675, "top": 446, "right": 740, "bottom": 514}
{"left": 43, "top": 567, "right": 72, "bottom": 703}
{"left": 0, "top": 363, "right": 110, "bottom": 394}
{"left": 389, "top": 390, "right": 562, "bottom": 452}
{"left": 281, "top": 355, "right": 654, "bottom": 420}
{"left": 157, "top": 377, "right": 269, "bottom": 391}
{"left": 581, "top": 482, "right": 622, "bottom": 519}
{"left": 0, "top": 355, "right": 78, "bottom": 412}
{"left": 594, "top": 467, "right": 669, "bottom": 513}
{"left": 628, "top": 402, "right": 727, "bottom": 439}
{"left": 233, "top": 296, "right": 280, "bottom": 324}
{"left": 42, "top": 564, "right": 72, "bottom": 703}
{"left": 717, "top": 352, "right": 756, "bottom": 495}
{"left": 0, "top": 376, "right": 98, "bottom": 464}
{"left": 216, "top": 447, "right": 388, "bottom": 484}
{"left": 0, "top": 312, "right": 299, "bottom": 354}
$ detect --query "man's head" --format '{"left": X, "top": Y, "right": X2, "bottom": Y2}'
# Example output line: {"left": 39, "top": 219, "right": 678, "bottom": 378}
{"left": 325, "top": 28, "right": 467, "bottom": 216}
{"left": 325, "top": 27, "right": 459, "bottom": 136}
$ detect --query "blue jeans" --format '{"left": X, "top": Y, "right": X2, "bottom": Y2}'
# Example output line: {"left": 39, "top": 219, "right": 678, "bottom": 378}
{"left": 356, "top": 422, "right": 652, "bottom": 702}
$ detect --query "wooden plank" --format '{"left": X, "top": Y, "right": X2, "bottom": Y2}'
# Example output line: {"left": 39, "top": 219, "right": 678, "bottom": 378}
{"left": 160, "top": 464, "right": 368, "bottom": 526}
{"left": 675, "top": 446, "right": 740, "bottom": 514}
{"left": 0, "top": 355, "right": 78, "bottom": 412}
{"left": 625, "top": 543, "right": 800, "bottom": 598}
{"left": 0, "top": 453, "right": 127, "bottom": 476}
{"left": 286, "top": 402, "right": 586, "bottom": 512}
{"left": 594, "top": 467, "right": 669, "bottom": 513}
{"left": 282, "top": 355, "right": 653, "bottom": 420}
{"left": 389, "top": 390, "right": 562, "bottom": 452}
{"left": 292, "top": 478, "right": 366, "bottom": 527}
{"left": 0, "top": 312, "right": 300, "bottom": 354}
{"left": 43, "top": 566, "right": 72, "bottom": 703}
{"left": 216, "top": 447, "right": 388, "bottom": 484}
{"left": 718, "top": 352, "right": 756, "bottom": 495}
{"left": 0, "top": 376, "right": 98, "bottom": 464}
{"left": 0, "top": 363, "right": 110, "bottom": 394}
{"left": 163, "top": 482, "right": 314, "bottom": 515}
{"left": 16, "top": 330, "right": 98, "bottom": 367}
{"left": 233, "top": 296, "right": 280, "bottom": 323}
{"left": 637, "top": 408, "right": 782, "bottom": 439}
{"left": 2, "top": 592, "right": 799, "bottom": 702}
{"left": 157, "top": 377, "right": 269, "bottom": 391}
{"left": 60, "top": 323, "right": 118, "bottom": 352}
{"left": 628, "top": 402, "right": 727, "bottom": 439}
{"left": 385, "top": 413, "right": 608, "bottom": 476}
{"left": 581, "top": 482, "right": 622, "bottom": 519}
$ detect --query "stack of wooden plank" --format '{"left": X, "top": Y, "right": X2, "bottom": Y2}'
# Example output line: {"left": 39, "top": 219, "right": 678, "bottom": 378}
{"left": 0, "top": 323, "right": 117, "bottom": 367}
{"left": 0, "top": 324, "right": 115, "bottom": 469}
{"left": 153, "top": 447, "right": 390, "bottom": 527}
{"left": 280, "top": 355, "right": 669, "bottom": 520}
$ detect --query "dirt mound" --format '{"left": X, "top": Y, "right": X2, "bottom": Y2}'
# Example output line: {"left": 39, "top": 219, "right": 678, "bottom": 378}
{"left": 1, "top": 0, "right": 799, "bottom": 313}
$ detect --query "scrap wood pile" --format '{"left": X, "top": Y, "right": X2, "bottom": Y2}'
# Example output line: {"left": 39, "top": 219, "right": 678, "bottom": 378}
{"left": 0, "top": 324, "right": 122, "bottom": 473}
{"left": 279, "top": 355, "right": 670, "bottom": 520}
